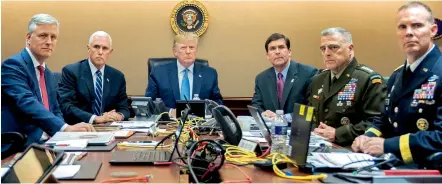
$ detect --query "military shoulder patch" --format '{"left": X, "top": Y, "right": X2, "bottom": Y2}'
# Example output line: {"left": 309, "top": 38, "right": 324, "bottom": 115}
{"left": 358, "top": 65, "right": 374, "bottom": 73}
{"left": 394, "top": 64, "right": 404, "bottom": 72}
{"left": 370, "top": 74, "right": 383, "bottom": 84}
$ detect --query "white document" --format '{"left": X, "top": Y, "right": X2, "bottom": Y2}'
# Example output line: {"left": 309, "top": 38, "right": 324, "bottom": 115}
{"left": 111, "top": 121, "right": 155, "bottom": 128}
{"left": 242, "top": 131, "right": 262, "bottom": 137}
{"left": 53, "top": 165, "right": 81, "bottom": 179}
{"left": 121, "top": 128, "right": 151, "bottom": 133}
{"left": 308, "top": 153, "right": 376, "bottom": 168}
{"left": 242, "top": 137, "right": 268, "bottom": 143}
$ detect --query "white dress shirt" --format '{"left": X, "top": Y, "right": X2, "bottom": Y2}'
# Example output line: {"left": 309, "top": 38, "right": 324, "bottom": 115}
{"left": 25, "top": 47, "right": 68, "bottom": 140}
{"left": 406, "top": 44, "right": 435, "bottom": 72}
{"left": 177, "top": 60, "right": 194, "bottom": 99}
{"left": 88, "top": 59, "right": 105, "bottom": 123}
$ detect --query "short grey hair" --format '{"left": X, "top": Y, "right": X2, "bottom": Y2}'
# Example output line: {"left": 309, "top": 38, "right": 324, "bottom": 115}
{"left": 88, "top": 31, "right": 113, "bottom": 48}
{"left": 320, "top": 27, "right": 353, "bottom": 44}
{"left": 398, "top": 1, "right": 435, "bottom": 24}
{"left": 27, "top": 13, "right": 59, "bottom": 34}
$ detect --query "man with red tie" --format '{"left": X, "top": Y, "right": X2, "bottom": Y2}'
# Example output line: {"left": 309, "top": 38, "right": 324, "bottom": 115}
{"left": 1, "top": 14, "right": 94, "bottom": 151}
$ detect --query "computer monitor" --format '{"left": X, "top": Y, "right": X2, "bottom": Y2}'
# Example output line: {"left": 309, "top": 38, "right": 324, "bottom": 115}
{"left": 176, "top": 100, "right": 205, "bottom": 118}
{"left": 247, "top": 105, "right": 272, "bottom": 145}
{"left": 131, "top": 97, "right": 157, "bottom": 117}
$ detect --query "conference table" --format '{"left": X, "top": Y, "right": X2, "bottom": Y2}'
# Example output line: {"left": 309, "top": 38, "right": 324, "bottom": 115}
{"left": 1, "top": 127, "right": 323, "bottom": 183}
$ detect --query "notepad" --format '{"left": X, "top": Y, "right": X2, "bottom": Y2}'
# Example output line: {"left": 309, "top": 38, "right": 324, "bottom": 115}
{"left": 113, "top": 130, "right": 135, "bottom": 138}
{"left": 53, "top": 165, "right": 81, "bottom": 179}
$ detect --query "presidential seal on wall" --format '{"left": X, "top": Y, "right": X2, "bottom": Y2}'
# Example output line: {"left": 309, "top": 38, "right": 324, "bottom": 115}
{"left": 170, "top": 0, "right": 209, "bottom": 37}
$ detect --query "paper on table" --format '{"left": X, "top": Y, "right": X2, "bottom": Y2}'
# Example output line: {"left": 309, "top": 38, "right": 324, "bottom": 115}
{"left": 1, "top": 168, "right": 9, "bottom": 178}
{"left": 53, "top": 165, "right": 81, "bottom": 179}
{"left": 242, "top": 131, "right": 262, "bottom": 137}
{"left": 309, "top": 153, "right": 376, "bottom": 168}
{"left": 243, "top": 137, "right": 268, "bottom": 143}
{"left": 113, "top": 130, "right": 135, "bottom": 138}
{"left": 111, "top": 121, "right": 155, "bottom": 128}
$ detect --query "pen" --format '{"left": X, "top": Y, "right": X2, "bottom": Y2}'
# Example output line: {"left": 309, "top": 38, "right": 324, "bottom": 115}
{"left": 76, "top": 152, "right": 88, "bottom": 161}
{"left": 56, "top": 144, "right": 70, "bottom": 146}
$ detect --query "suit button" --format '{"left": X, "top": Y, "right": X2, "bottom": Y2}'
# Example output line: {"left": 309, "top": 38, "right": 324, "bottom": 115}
{"left": 394, "top": 107, "right": 398, "bottom": 113}
{"left": 393, "top": 122, "right": 398, "bottom": 128}
{"left": 324, "top": 108, "right": 329, "bottom": 113}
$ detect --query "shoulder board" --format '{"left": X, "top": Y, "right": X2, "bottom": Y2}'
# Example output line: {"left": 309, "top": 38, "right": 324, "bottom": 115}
{"left": 357, "top": 65, "right": 374, "bottom": 73}
{"left": 394, "top": 64, "right": 404, "bottom": 72}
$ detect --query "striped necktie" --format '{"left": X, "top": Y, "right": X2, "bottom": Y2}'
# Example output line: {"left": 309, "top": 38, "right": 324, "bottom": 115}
{"left": 93, "top": 70, "right": 103, "bottom": 115}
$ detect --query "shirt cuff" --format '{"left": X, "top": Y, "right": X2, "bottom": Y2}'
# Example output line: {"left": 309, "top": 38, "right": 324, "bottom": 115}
{"left": 117, "top": 112, "right": 125, "bottom": 121}
{"left": 89, "top": 115, "right": 96, "bottom": 124}
{"left": 60, "top": 124, "right": 69, "bottom": 132}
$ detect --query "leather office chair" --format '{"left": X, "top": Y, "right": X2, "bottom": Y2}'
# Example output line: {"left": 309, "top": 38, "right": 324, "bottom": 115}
{"left": 147, "top": 58, "right": 209, "bottom": 76}
{"left": 1, "top": 132, "right": 26, "bottom": 159}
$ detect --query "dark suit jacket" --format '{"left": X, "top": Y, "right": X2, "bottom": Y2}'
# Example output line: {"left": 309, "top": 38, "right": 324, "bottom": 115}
{"left": 145, "top": 61, "right": 223, "bottom": 109}
{"left": 252, "top": 60, "right": 318, "bottom": 114}
{"left": 365, "top": 46, "right": 442, "bottom": 164}
{"left": 1, "top": 49, "right": 65, "bottom": 148}
{"left": 58, "top": 59, "right": 130, "bottom": 124}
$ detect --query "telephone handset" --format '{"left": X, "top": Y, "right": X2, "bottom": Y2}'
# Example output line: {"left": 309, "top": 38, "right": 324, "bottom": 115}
{"left": 212, "top": 105, "right": 242, "bottom": 145}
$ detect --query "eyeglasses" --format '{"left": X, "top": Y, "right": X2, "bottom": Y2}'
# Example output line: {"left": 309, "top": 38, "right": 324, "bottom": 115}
{"left": 319, "top": 44, "right": 341, "bottom": 53}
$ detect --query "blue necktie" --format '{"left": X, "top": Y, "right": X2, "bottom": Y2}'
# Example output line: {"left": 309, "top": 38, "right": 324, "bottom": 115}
{"left": 93, "top": 70, "right": 103, "bottom": 115}
{"left": 181, "top": 69, "right": 190, "bottom": 100}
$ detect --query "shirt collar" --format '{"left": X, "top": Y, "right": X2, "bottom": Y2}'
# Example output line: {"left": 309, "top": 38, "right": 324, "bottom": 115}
{"left": 26, "top": 47, "right": 45, "bottom": 69}
{"left": 88, "top": 58, "right": 105, "bottom": 75}
{"left": 274, "top": 61, "right": 290, "bottom": 79}
{"left": 330, "top": 60, "right": 351, "bottom": 80}
{"left": 406, "top": 44, "right": 435, "bottom": 72}
{"left": 177, "top": 59, "right": 194, "bottom": 73}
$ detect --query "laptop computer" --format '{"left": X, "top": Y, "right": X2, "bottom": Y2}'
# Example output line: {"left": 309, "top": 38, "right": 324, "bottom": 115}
{"left": 176, "top": 100, "right": 205, "bottom": 118}
{"left": 46, "top": 132, "right": 115, "bottom": 146}
{"left": 109, "top": 122, "right": 185, "bottom": 165}
{"left": 247, "top": 105, "right": 272, "bottom": 145}
{"left": 289, "top": 103, "right": 351, "bottom": 173}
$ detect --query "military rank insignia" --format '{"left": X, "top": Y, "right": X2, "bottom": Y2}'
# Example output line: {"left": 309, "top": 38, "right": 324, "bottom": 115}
{"left": 170, "top": 0, "right": 209, "bottom": 36}
{"left": 337, "top": 78, "right": 358, "bottom": 101}
{"left": 370, "top": 74, "right": 383, "bottom": 84}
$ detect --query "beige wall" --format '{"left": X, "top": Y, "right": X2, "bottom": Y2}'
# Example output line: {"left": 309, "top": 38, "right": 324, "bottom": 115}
{"left": 2, "top": 1, "right": 442, "bottom": 96}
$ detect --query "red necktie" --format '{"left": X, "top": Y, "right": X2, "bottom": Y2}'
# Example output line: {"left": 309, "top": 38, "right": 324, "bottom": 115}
{"left": 277, "top": 72, "right": 284, "bottom": 107}
{"left": 37, "top": 65, "right": 50, "bottom": 110}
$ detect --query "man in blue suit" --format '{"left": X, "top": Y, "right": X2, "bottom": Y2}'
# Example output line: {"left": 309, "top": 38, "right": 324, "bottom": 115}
{"left": 1, "top": 14, "right": 94, "bottom": 150}
{"left": 252, "top": 33, "right": 318, "bottom": 120}
{"left": 352, "top": 2, "right": 442, "bottom": 165}
{"left": 58, "top": 31, "right": 130, "bottom": 125}
{"left": 145, "top": 33, "right": 223, "bottom": 116}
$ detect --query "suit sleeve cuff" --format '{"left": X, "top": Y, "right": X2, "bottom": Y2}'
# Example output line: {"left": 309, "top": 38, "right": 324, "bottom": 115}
{"left": 384, "top": 134, "right": 414, "bottom": 164}
{"left": 89, "top": 115, "right": 96, "bottom": 124}
{"left": 60, "top": 124, "right": 68, "bottom": 132}
{"left": 364, "top": 127, "right": 382, "bottom": 137}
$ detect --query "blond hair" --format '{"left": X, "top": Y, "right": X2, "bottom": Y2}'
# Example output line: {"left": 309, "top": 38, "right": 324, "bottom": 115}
{"left": 173, "top": 32, "right": 199, "bottom": 48}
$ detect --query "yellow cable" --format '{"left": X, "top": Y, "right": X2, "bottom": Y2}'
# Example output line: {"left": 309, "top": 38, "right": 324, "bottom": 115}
{"left": 271, "top": 153, "right": 327, "bottom": 180}
{"left": 223, "top": 145, "right": 267, "bottom": 165}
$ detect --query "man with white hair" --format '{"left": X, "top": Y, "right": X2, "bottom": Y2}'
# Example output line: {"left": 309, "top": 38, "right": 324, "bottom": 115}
{"left": 1, "top": 14, "right": 95, "bottom": 150}
{"left": 309, "top": 27, "right": 387, "bottom": 146}
{"left": 58, "top": 31, "right": 130, "bottom": 124}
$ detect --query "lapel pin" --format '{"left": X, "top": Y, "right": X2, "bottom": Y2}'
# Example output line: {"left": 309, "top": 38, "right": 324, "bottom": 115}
{"left": 423, "top": 68, "right": 428, "bottom": 72}
{"left": 291, "top": 79, "right": 294, "bottom": 83}
{"left": 346, "top": 74, "right": 350, "bottom": 77}
{"left": 199, "top": 74, "right": 202, "bottom": 78}
{"left": 107, "top": 78, "right": 109, "bottom": 82}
